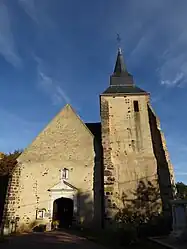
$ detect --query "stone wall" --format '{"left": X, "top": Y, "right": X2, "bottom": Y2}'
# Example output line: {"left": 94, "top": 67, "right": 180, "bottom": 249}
{"left": 1, "top": 165, "right": 22, "bottom": 233}
{"left": 3, "top": 105, "right": 102, "bottom": 232}
{"left": 148, "top": 104, "right": 174, "bottom": 213}
{"left": 100, "top": 94, "right": 160, "bottom": 222}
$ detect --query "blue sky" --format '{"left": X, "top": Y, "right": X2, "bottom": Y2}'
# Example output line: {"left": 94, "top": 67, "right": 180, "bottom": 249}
{"left": 0, "top": 0, "right": 187, "bottom": 183}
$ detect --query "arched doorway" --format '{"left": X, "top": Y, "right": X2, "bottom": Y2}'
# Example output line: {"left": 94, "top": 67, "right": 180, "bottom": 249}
{"left": 52, "top": 197, "right": 73, "bottom": 228}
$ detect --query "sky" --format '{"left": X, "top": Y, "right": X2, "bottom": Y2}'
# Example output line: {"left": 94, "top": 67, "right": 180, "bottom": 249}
{"left": 0, "top": 0, "right": 187, "bottom": 183}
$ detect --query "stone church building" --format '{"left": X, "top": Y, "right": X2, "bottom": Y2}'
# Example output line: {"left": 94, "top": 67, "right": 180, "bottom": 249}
{"left": 2, "top": 48, "right": 175, "bottom": 233}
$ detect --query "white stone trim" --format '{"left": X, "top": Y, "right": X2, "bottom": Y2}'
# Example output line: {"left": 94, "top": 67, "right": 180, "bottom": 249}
{"left": 48, "top": 180, "right": 78, "bottom": 226}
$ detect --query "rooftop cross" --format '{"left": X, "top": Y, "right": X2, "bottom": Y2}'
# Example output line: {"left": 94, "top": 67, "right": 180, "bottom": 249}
{"left": 117, "top": 33, "right": 121, "bottom": 45}
{"left": 116, "top": 33, "right": 122, "bottom": 54}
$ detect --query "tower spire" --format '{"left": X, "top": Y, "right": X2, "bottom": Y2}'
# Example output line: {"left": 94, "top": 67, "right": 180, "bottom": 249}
{"left": 113, "top": 47, "right": 126, "bottom": 75}
{"left": 101, "top": 36, "right": 147, "bottom": 94}
{"left": 113, "top": 34, "right": 126, "bottom": 75}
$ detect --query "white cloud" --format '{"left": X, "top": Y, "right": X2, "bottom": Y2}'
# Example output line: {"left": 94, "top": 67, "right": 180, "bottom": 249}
{"left": 161, "top": 73, "right": 185, "bottom": 87}
{"left": 18, "top": 0, "right": 55, "bottom": 28}
{"left": 34, "top": 55, "right": 71, "bottom": 105}
{"left": 159, "top": 39, "right": 187, "bottom": 87}
{"left": 38, "top": 71, "right": 71, "bottom": 105}
{"left": 0, "top": 2, "right": 21, "bottom": 67}
{"left": 153, "top": 10, "right": 187, "bottom": 87}
{"left": 18, "top": 0, "right": 38, "bottom": 23}
{"left": 107, "top": 1, "right": 187, "bottom": 88}
{"left": 56, "top": 86, "right": 70, "bottom": 104}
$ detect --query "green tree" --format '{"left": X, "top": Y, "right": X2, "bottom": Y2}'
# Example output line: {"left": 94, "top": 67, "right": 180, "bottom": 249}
{"left": 0, "top": 150, "right": 22, "bottom": 176}
{"left": 176, "top": 182, "right": 187, "bottom": 199}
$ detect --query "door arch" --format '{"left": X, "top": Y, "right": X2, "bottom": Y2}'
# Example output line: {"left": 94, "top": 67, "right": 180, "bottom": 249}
{"left": 52, "top": 197, "right": 73, "bottom": 228}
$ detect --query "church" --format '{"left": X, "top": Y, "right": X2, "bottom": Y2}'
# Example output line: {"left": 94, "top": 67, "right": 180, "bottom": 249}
{"left": 2, "top": 48, "right": 175, "bottom": 233}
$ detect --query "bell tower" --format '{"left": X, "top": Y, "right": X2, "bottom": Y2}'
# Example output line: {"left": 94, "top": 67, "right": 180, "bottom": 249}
{"left": 100, "top": 47, "right": 163, "bottom": 223}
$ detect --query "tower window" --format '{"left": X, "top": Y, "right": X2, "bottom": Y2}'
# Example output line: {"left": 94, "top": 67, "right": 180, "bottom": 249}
{"left": 61, "top": 168, "right": 69, "bottom": 180}
{"left": 133, "top": 101, "right": 139, "bottom": 112}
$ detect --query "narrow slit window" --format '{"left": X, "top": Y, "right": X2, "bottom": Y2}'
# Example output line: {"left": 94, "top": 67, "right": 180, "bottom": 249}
{"left": 133, "top": 101, "right": 139, "bottom": 112}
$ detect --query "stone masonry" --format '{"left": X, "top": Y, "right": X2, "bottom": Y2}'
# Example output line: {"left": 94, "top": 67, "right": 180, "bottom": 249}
{"left": 2, "top": 105, "right": 102, "bottom": 232}
{"left": 100, "top": 48, "right": 175, "bottom": 223}
{"left": 100, "top": 94, "right": 161, "bottom": 220}
{"left": 1, "top": 48, "right": 175, "bottom": 233}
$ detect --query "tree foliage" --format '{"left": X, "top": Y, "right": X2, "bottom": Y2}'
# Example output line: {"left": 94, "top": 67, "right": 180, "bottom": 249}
{"left": 0, "top": 150, "right": 22, "bottom": 176}
{"left": 176, "top": 182, "right": 187, "bottom": 199}
{"left": 115, "top": 180, "right": 161, "bottom": 226}
{"left": 115, "top": 179, "right": 172, "bottom": 239}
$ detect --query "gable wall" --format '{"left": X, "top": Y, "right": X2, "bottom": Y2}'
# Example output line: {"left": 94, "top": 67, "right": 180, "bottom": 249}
{"left": 18, "top": 105, "right": 94, "bottom": 162}
{"left": 3, "top": 105, "right": 101, "bottom": 232}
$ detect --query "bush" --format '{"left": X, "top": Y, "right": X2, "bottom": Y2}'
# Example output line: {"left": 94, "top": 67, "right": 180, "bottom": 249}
{"left": 116, "top": 205, "right": 172, "bottom": 239}
{"left": 116, "top": 224, "right": 138, "bottom": 246}
{"left": 33, "top": 224, "right": 46, "bottom": 232}
{"left": 137, "top": 215, "right": 172, "bottom": 238}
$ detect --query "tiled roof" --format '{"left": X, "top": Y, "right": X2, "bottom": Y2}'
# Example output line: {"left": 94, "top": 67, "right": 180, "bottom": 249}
{"left": 103, "top": 48, "right": 148, "bottom": 95}
{"left": 102, "top": 85, "right": 147, "bottom": 95}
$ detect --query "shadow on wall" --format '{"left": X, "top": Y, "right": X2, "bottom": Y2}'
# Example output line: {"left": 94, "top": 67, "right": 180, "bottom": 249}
{"left": 115, "top": 179, "right": 172, "bottom": 237}
{"left": 116, "top": 179, "right": 161, "bottom": 222}
{"left": 93, "top": 135, "right": 104, "bottom": 229}
{"left": 76, "top": 191, "right": 94, "bottom": 228}
{"left": 0, "top": 175, "right": 9, "bottom": 226}
{"left": 86, "top": 122, "right": 104, "bottom": 229}
{"left": 1, "top": 182, "right": 172, "bottom": 248}
{"left": 40, "top": 190, "right": 94, "bottom": 231}
{"left": 148, "top": 105, "right": 174, "bottom": 214}
{"left": 1, "top": 191, "right": 95, "bottom": 234}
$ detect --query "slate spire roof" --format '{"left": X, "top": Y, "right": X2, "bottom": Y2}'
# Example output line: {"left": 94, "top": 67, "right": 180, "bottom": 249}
{"left": 113, "top": 48, "right": 126, "bottom": 75}
{"left": 102, "top": 47, "right": 148, "bottom": 95}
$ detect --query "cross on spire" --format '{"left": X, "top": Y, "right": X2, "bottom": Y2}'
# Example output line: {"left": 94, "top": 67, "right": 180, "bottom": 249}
{"left": 116, "top": 33, "right": 122, "bottom": 54}
{"left": 113, "top": 34, "right": 126, "bottom": 74}
{"left": 117, "top": 33, "right": 121, "bottom": 45}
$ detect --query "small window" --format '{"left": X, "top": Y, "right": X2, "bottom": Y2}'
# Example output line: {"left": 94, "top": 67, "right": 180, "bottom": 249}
{"left": 36, "top": 209, "right": 45, "bottom": 220}
{"left": 133, "top": 101, "right": 139, "bottom": 112}
{"left": 61, "top": 168, "right": 69, "bottom": 180}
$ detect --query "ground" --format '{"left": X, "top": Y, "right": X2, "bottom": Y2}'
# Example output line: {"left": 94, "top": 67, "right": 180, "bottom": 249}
{"left": 1, "top": 231, "right": 106, "bottom": 249}
{"left": 0, "top": 230, "right": 166, "bottom": 249}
